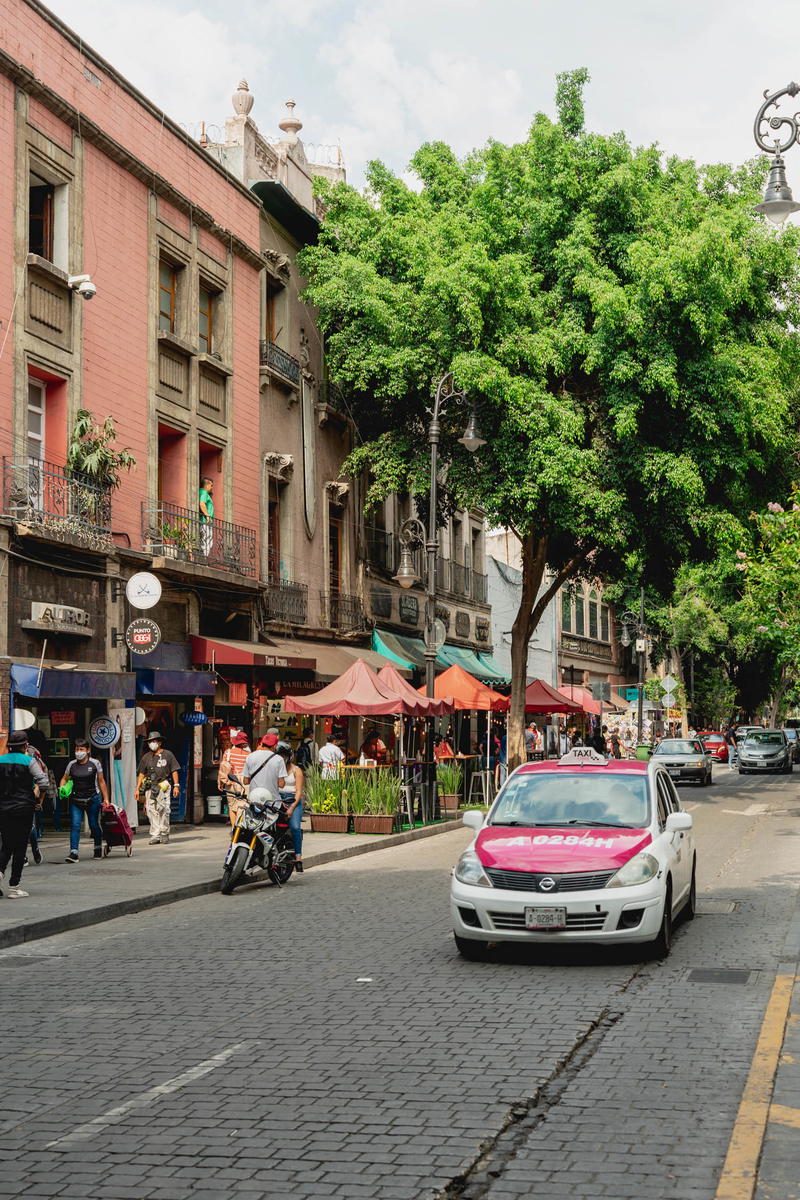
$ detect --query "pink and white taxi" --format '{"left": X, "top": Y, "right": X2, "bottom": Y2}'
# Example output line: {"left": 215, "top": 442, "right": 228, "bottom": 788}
{"left": 451, "top": 747, "right": 696, "bottom": 959}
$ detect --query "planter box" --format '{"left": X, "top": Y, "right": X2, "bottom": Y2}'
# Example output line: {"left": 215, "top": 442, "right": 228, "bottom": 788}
{"left": 353, "top": 814, "right": 395, "bottom": 835}
{"left": 440, "top": 793, "right": 460, "bottom": 815}
{"left": 309, "top": 812, "right": 349, "bottom": 833}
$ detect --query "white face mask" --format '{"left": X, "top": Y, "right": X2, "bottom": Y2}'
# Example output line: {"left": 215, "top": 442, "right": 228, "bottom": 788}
{"left": 76, "top": 750, "right": 88, "bottom": 760}
{"left": 148, "top": 741, "right": 160, "bottom": 751}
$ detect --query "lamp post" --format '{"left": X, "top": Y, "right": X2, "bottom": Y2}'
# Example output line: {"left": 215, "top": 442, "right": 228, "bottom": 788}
{"left": 393, "top": 371, "right": 485, "bottom": 815}
{"left": 752, "top": 83, "right": 800, "bottom": 227}
{"left": 618, "top": 587, "right": 648, "bottom": 744}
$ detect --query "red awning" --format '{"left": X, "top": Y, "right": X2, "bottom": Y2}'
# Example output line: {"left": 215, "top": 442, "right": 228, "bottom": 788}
{"left": 557, "top": 685, "right": 603, "bottom": 716}
{"left": 283, "top": 658, "right": 412, "bottom": 716}
{"left": 190, "top": 636, "right": 315, "bottom": 671}
{"left": 525, "top": 678, "right": 582, "bottom": 714}
{"left": 420, "top": 663, "right": 509, "bottom": 712}
{"left": 376, "top": 664, "right": 454, "bottom": 716}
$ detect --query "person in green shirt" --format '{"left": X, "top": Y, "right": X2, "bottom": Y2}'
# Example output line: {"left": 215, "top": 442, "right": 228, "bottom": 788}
{"left": 199, "top": 476, "right": 214, "bottom": 558}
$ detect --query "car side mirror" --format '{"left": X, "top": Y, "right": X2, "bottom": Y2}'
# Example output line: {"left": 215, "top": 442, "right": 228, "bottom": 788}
{"left": 665, "top": 811, "right": 692, "bottom": 833}
{"left": 462, "top": 810, "right": 483, "bottom": 831}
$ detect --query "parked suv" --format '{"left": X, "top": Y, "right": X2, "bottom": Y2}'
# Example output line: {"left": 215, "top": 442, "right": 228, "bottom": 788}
{"left": 738, "top": 729, "right": 792, "bottom": 774}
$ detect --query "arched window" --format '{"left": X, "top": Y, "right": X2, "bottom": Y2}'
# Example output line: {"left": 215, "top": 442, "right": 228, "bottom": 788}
{"left": 574, "top": 591, "right": 585, "bottom": 636}
{"left": 588, "top": 589, "right": 599, "bottom": 640}
{"left": 561, "top": 590, "right": 572, "bottom": 633}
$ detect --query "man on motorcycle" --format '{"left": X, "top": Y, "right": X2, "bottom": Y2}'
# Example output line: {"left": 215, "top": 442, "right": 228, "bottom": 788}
{"left": 242, "top": 733, "right": 285, "bottom": 801}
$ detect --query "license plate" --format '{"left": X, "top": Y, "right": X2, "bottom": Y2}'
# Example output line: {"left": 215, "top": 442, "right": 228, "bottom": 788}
{"left": 668, "top": 769, "right": 681, "bottom": 777}
{"left": 525, "top": 906, "right": 566, "bottom": 929}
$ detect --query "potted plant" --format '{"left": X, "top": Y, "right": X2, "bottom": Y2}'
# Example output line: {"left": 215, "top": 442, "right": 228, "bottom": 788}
{"left": 66, "top": 409, "right": 136, "bottom": 518}
{"left": 352, "top": 768, "right": 400, "bottom": 834}
{"left": 305, "top": 768, "right": 348, "bottom": 833}
{"left": 161, "top": 519, "right": 197, "bottom": 560}
{"left": 436, "top": 761, "right": 463, "bottom": 815}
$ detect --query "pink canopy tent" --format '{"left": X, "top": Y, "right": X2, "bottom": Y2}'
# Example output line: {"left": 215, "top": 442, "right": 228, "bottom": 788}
{"left": 525, "top": 678, "right": 581, "bottom": 714}
{"left": 284, "top": 658, "right": 411, "bottom": 716}
{"left": 377, "top": 664, "right": 454, "bottom": 716}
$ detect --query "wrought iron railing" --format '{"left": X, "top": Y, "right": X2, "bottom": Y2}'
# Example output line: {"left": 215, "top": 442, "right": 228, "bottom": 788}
{"left": 365, "top": 526, "right": 396, "bottom": 573}
{"left": 450, "top": 561, "right": 470, "bottom": 597}
{"left": 320, "top": 590, "right": 366, "bottom": 632}
{"left": 2, "top": 457, "right": 112, "bottom": 549}
{"left": 262, "top": 578, "right": 308, "bottom": 624}
{"left": 142, "top": 501, "right": 256, "bottom": 577}
{"left": 472, "top": 571, "right": 488, "bottom": 604}
{"left": 436, "top": 556, "right": 450, "bottom": 591}
{"left": 259, "top": 340, "right": 301, "bottom": 385}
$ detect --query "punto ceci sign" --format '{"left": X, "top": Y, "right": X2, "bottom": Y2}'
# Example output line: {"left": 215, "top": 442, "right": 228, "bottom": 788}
{"left": 125, "top": 617, "right": 162, "bottom": 654}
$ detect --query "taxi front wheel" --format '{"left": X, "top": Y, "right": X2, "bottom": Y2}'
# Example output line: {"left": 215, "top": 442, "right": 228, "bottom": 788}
{"left": 649, "top": 883, "right": 673, "bottom": 959}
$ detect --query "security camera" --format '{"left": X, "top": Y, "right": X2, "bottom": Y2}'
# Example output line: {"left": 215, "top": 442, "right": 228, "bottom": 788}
{"left": 67, "top": 274, "right": 97, "bottom": 300}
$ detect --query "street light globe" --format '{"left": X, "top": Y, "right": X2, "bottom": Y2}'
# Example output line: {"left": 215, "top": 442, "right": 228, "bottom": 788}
{"left": 393, "top": 546, "right": 420, "bottom": 589}
{"left": 458, "top": 410, "right": 486, "bottom": 453}
{"left": 754, "top": 154, "right": 800, "bottom": 227}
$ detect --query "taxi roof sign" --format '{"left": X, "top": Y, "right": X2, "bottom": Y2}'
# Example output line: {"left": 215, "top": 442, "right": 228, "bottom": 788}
{"left": 558, "top": 746, "right": 608, "bottom": 766}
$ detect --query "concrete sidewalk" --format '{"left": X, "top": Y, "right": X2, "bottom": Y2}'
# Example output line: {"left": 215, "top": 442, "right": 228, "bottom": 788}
{"left": 0, "top": 816, "right": 462, "bottom": 949}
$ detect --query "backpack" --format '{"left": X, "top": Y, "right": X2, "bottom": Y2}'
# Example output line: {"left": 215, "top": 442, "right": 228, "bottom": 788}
{"left": 295, "top": 740, "right": 313, "bottom": 770}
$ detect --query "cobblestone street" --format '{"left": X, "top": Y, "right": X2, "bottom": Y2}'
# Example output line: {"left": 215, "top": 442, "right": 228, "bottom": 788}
{"left": 1, "top": 769, "right": 798, "bottom": 1200}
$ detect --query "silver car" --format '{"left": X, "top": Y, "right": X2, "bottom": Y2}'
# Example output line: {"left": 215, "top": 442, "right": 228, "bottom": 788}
{"left": 651, "top": 738, "right": 713, "bottom": 786}
{"left": 739, "top": 730, "right": 792, "bottom": 774}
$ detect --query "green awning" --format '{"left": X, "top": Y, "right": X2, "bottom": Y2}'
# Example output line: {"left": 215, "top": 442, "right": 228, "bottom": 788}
{"left": 372, "top": 629, "right": 424, "bottom": 670}
{"left": 476, "top": 651, "right": 509, "bottom": 684}
{"left": 437, "top": 644, "right": 508, "bottom": 684}
{"left": 373, "top": 630, "right": 507, "bottom": 683}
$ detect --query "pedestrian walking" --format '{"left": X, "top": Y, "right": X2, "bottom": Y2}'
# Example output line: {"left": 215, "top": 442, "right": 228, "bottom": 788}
{"left": 59, "top": 738, "right": 109, "bottom": 863}
{"left": 318, "top": 734, "right": 345, "bottom": 778}
{"left": 135, "top": 731, "right": 179, "bottom": 845}
{"left": 0, "top": 730, "right": 48, "bottom": 897}
{"left": 610, "top": 730, "right": 623, "bottom": 759}
{"left": 277, "top": 743, "right": 304, "bottom": 874}
{"left": 590, "top": 724, "right": 608, "bottom": 755}
{"left": 725, "top": 726, "right": 738, "bottom": 768}
{"left": 524, "top": 721, "right": 536, "bottom": 761}
{"left": 294, "top": 727, "right": 317, "bottom": 771}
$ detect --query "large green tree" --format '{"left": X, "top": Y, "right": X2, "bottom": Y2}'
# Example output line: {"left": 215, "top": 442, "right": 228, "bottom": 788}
{"left": 301, "top": 71, "right": 800, "bottom": 766}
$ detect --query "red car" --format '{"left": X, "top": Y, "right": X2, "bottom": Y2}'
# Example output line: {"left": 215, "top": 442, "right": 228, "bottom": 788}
{"left": 699, "top": 732, "right": 728, "bottom": 762}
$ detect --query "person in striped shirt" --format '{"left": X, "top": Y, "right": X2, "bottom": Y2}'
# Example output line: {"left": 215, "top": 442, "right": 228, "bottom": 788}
{"left": 218, "top": 732, "right": 251, "bottom": 826}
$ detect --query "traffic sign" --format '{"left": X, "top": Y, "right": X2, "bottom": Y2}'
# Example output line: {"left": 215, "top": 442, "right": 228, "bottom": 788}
{"left": 125, "top": 617, "right": 161, "bottom": 654}
{"left": 662, "top": 691, "right": 676, "bottom": 708}
{"left": 89, "top": 716, "right": 121, "bottom": 748}
{"left": 125, "top": 572, "right": 162, "bottom": 610}
{"left": 661, "top": 674, "right": 678, "bottom": 693}
{"left": 591, "top": 682, "right": 611, "bottom": 701}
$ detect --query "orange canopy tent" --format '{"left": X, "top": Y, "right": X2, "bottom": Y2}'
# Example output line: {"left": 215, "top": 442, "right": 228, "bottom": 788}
{"left": 284, "top": 658, "right": 412, "bottom": 716}
{"left": 419, "top": 663, "right": 509, "bottom": 712}
{"left": 377, "top": 664, "right": 454, "bottom": 716}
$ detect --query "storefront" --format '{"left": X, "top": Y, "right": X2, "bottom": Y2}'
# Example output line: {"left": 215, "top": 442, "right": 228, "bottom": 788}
{"left": 135, "top": 668, "right": 216, "bottom": 823}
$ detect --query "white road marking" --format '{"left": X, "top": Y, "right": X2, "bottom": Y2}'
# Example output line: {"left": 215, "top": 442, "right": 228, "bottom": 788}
{"left": 721, "top": 804, "right": 770, "bottom": 816}
{"left": 46, "top": 1042, "right": 247, "bottom": 1148}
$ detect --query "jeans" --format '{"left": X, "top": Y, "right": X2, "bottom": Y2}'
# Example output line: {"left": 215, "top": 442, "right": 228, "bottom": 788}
{"left": 0, "top": 811, "right": 34, "bottom": 887}
{"left": 70, "top": 794, "right": 102, "bottom": 854}
{"left": 281, "top": 794, "right": 303, "bottom": 856}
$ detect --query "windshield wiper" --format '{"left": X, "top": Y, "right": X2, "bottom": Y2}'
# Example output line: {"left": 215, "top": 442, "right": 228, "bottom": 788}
{"left": 563, "top": 820, "right": 633, "bottom": 829}
{"left": 490, "top": 820, "right": 536, "bottom": 827}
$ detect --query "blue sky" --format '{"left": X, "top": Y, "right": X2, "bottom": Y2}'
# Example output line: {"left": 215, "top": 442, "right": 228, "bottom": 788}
{"left": 48, "top": 0, "right": 800, "bottom": 188}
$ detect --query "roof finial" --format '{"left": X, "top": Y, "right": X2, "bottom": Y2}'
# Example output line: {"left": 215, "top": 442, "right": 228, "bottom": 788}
{"left": 279, "top": 98, "right": 303, "bottom": 143}
{"left": 232, "top": 79, "right": 254, "bottom": 117}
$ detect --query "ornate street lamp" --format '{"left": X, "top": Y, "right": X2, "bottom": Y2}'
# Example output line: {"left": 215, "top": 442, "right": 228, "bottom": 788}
{"left": 393, "top": 373, "right": 485, "bottom": 816}
{"left": 618, "top": 588, "right": 648, "bottom": 744}
{"left": 753, "top": 83, "right": 800, "bottom": 227}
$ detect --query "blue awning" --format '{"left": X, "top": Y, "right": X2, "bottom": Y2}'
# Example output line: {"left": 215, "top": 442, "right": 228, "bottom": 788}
{"left": 136, "top": 669, "right": 216, "bottom": 697}
{"left": 11, "top": 664, "right": 136, "bottom": 700}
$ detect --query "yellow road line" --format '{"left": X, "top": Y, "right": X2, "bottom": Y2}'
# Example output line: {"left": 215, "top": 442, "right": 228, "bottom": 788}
{"left": 768, "top": 1102, "right": 800, "bottom": 1130}
{"left": 714, "top": 971, "right": 796, "bottom": 1200}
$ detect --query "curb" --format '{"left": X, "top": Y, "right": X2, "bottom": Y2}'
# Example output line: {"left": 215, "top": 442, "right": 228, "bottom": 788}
{"left": 0, "top": 818, "right": 464, "bottom": 950}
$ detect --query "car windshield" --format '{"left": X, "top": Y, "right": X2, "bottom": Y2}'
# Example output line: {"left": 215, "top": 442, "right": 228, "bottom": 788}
{"left": 653, "top": 740, "right": 703, "bottom": 755}
{"left": 490, "top": 771, "right": 650, "bottom": 829}
{"left": 701, "top": 735, "right": 723, "bottom": 743}
{"left": 784, "top": 730, "right": 797, "bottom": 741}
{"left": 744, "top": 732, "right": 784, "bottom": 746}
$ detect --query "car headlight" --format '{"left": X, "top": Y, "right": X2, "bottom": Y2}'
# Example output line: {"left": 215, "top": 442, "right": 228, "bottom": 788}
{"left": 606, "top": 852, "right": 660, "bottom": 889}
{"left": 453, "top": 850, "right": 492, "bottom": 887}
{"left": 690, "top": 760, "right": 705, "bottom": 767}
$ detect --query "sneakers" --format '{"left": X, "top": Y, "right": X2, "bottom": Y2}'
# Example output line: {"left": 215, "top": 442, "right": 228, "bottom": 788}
{"left": 32, "top": 846, "right": 43, "bottom": 865}
{"left": 149, "top": 837, "right": 161, "bottom": 845}
{"left": 161, "top": 834, "right": 169, "bottom": 844}
{"left": 295, "top": 860, "right": 304, "bottom": 874}
{"left": 7, "top": 887, "right": 29, "bottom": 898}
{"left": 93, "top": 847, "right": 103, "bottom": 859}
{"left": 65, "top": 851, "right": 78, "bottom": 864}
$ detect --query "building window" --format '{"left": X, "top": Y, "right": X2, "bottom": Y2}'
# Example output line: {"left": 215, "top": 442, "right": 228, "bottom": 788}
{"left": 27, "top": 379, "right": 46, "bottom": 462}
{"left": 198, "top": 284, "right": 215, "bottom": 353}
{"left": 588, "top": 589, "right": 599, "bottom": 640}
{"left": 265, "top": 279, "right": 285, "bottom": 344}
{"left": 561, "top": 591, "right": 571, "bottom": 633}
{"left": 267, "top": 477, "right": 281, "bottom": 584}
{"left": 29, "top": 175, "right": 54, "bottom": 260}
{"left": 601, "top": 604, "right": 610, "bottom": 642}
{"left": 575, "top": 591, "right": 585, "bottom": 636}
{"left": 159, "top": 261, "right": 178, "bottom": 332}
{"left": 329, "top": 512, "right": 343, "bottom": 596}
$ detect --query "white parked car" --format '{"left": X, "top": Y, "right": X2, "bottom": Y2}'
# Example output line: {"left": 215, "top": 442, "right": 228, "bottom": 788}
{"left": 451, "top": 748, "right": 696, "bottom": 960}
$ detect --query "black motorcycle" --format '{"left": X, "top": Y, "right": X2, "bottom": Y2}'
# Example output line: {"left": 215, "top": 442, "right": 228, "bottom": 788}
{"left": 220, "top": 778, "right": 296, "bottom": 895}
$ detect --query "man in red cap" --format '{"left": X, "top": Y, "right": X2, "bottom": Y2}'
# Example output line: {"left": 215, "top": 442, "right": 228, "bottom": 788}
{"left": 242, "top": 733, "right": 285, "bottom": 803}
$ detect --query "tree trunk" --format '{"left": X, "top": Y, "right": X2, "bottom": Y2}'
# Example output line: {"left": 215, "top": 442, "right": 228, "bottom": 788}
{"left": 507, "top": 536, "right": 588, "bottom": 772}
{"left": 769, "top": 665, "right": 788, "bottom": 727}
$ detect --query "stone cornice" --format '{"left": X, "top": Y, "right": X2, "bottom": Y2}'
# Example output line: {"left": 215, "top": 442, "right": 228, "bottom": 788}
{"left": 1, "top": 42, "right": 265, "bottom": 272}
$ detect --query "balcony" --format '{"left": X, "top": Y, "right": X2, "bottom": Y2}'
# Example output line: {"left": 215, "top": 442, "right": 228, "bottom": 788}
{"left": 320, "top": 590, "right": 367, "bottom": 633}
{"left": 142, "top": 501, "right": 256, "bottom": 577}
{"left": 262, "top": 578, "right": 308, "bottom": 624}
{"left": 2, "top": 457, "right": 112, "bottom": 551}
{"left": 259, "top": 340, "right": 301, "bottom": 387}
{"left": 472, "top": 571, "right": 488, "bottom": 604}
{"left": 450, "top": 561, "right": 470, "bottom": 597}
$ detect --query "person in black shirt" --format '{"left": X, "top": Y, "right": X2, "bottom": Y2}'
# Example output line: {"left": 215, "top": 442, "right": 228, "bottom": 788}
{"left": 60, "top": 737, "right": 109, "bottom": 864}
{"left": 0, "top": 730, "right": 48, "bottom": 897}
{"left": 135, "top": 731, "right": 180, "bottom": 845}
